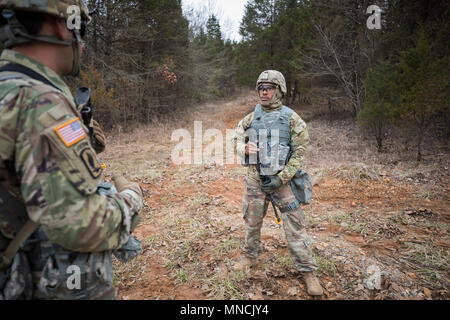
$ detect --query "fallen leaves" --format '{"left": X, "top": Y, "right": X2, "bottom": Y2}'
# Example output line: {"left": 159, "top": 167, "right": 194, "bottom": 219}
{"left": 423, "top": 287, "right": 432, "bottom": 299}
{"left": 287, "top": 286, "right": 299, "bottom": 296}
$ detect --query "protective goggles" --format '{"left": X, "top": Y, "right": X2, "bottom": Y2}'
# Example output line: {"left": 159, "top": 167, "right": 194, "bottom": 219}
{"left": 258, "top": 84, "right": 277, "bottom": 92}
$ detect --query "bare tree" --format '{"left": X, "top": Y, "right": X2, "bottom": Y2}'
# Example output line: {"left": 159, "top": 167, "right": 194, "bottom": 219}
{"left": 294, "top": 0, "right": 378, "bottom": 117}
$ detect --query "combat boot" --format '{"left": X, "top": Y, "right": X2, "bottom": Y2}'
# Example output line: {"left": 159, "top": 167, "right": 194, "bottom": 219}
{"left": 233, "top": 256, "right": 257, "bottom": 271}
{"left": 302, "top": 272, "right": 323, "bottom": 296}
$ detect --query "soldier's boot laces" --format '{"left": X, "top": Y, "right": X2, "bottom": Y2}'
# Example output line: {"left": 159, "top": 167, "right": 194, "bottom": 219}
{"left": 233, "top": 256, "right": 257, "bottom": 271}
{"left": 302, "top": 272, "right": 324, "bottom": 296}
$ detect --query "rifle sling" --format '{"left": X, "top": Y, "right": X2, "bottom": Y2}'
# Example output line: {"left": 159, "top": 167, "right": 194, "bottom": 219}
{"left": 1, "top": 220, "right": 38, "bottom": 270}
{"left": 0, "top": 185, "right": 39, "bottom": 270}
{"left": 0, "top": 63, "right": 61, "bottom": 92}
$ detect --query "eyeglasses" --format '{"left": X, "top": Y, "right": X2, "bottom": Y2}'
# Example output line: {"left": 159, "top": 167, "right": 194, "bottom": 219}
{"left": 258, "top": 84, "right": 277, "bottom": 92}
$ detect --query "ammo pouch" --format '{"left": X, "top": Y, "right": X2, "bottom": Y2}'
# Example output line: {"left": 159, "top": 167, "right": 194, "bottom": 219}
{"left": 290, "top": 170, "right": 312, "bottom": 205}
{"left": 0, "top": 251, "right": 33, "bottom": 300}
{"left": 0, "top": 225, "right": 37, "bottom": 300}
{"left": 0, "top": 184, "right": 37, "bottom": 300}
{"left": 36, "top": 243, "right": 116, "bottom": 300}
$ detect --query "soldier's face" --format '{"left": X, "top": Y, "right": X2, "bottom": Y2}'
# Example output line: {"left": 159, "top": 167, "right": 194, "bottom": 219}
{"left": 258, "top": 83, "right": 277, "bottom": 102}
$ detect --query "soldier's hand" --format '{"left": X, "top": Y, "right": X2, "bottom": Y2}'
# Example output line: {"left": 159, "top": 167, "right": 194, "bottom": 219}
{"left": 112, "top": 175, "right": 143, "bottom": 199}
{"left": 91, "top": 119, "right": 106, "bottom": 154}
{"left": 245, "top": 141, "right": 259, "bottom": 155}
{"left": 261, "top": 175, "right": 282, "bottom": 193}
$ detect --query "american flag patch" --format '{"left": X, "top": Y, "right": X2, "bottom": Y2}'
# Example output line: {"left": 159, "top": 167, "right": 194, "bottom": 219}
{"left": 54, "top": 118, "right": 87, "bottom": 147}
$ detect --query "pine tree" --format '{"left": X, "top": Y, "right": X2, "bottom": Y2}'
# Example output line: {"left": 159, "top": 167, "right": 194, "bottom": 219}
{"left": 397, "top": 29, "right": 449, "bottom": 161}
{"left": 236, "top": 0, "right": 312, "bottom": 100}
{"left": 358, "top": 61, "right": 400, "bottom": 152}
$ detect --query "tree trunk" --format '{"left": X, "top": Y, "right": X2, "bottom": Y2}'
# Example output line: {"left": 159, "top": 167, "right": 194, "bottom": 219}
{"left": 376, "top": 121, "right": 383, "bottom": 153}
{"left": 417, "top": 134, "right": 423, "bottom": 162}
{"left": 328, "top": 97, "right": 333, "bottom": 123}
{"left": 290, "top": 79, "right": 298, "bottom": 105}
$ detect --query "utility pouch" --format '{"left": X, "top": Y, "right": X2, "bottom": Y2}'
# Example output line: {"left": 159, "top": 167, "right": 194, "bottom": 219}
{"left": 290, "top": 170, "right": 312, "bottom": 205}
{"left": 0, "top": 251, "right": 33, "bottom": 300}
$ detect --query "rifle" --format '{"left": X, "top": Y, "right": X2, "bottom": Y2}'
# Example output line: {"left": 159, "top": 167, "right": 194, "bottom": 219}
{"left": 75, "top": 87, "right": 93, "bottom": 140}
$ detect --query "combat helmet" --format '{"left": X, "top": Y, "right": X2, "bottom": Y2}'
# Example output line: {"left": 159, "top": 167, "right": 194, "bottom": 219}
{"left": 0, "top": 0, "right": 91, "bottom": 46}
{"left": 0, "top": 0, "right": 90, "bottom": 20}
{"left": 0, "top": 0, "right": 91, "bottom": 75}
{"left": 256, "top": 70, "right": 287, "bottom": 97}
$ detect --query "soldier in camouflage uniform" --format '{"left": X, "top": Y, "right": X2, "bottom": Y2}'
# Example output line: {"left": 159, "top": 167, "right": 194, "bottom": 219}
{"left": 0, "top": 0, "right": 143, "bottom": 299}
{"left": 232, "top": 70, "right": 323, "bottom": 296}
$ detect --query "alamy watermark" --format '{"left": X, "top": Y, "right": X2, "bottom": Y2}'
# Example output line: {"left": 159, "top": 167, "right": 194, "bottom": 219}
{"left": 66, "top": 5, "right": 82, "bottom": 32}
{"left": 66, "top": 4, "right": 381, "bottom": 34}
{"left": 367, "top": 5, "right": 382, "bottom": 30}
{"left": 171, "top": 121, "right": 288, "bottom": 175}
{"left": 66, "top": 265, "right": 81, "bottom": 290}
{"left": 171, "top": 121, "right": 233, "bottom": 166}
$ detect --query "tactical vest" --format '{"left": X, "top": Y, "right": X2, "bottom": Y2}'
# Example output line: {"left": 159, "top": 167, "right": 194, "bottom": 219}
{"left": 250, "top": 104, "right": 293, "bottom": 176}
{"left": 246, "top": 104, "right": 313, "bottom": 205}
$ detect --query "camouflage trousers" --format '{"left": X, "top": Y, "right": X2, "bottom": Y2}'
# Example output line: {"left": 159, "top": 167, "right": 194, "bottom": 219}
{"left": 242, "top": 176, "right": 318, "bottom": 272}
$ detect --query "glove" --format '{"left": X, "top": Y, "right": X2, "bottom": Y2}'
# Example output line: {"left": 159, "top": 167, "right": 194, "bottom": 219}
{"left": 113, "top": 235, "right": 142, "bottom": 263}
{"left": 261, "top": 175, "right": 282, "bottom": 193}
{"left": 112, "top": 175, "right": 143, "bottom": 199}
{"left": 91, "top": 119, "right": 106, "bottom": 154}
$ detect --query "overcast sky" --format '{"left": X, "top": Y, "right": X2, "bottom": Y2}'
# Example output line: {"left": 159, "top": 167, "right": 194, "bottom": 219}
{"left": 182, "top": 0, "right": 248, "bottom": 42}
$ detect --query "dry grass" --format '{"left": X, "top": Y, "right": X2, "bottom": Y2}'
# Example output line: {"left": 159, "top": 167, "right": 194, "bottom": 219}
{"left": 205, "top": 271, "right": 248, "bottom": 300}
{"left": 312, "top": 163, "right": 382, "bottom": 185}
{"left": 313, "top": 251, "right": 338, "bottom": 276}
{"left": 402, "top": 243, "right": 450, "bottom": 287}
{"left": 333, "top": 163, "right": 382, "bottom": 184}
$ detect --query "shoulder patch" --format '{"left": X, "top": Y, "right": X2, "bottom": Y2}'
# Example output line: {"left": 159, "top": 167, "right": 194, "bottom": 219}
{"left": 54, "top": 118, "right": 86, "bottom": 147}
{"left": 80, "top": 148, "right": 103, "bottom": 179}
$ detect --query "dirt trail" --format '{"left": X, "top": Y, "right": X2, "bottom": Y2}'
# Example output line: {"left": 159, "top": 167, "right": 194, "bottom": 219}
{"left": 103, "top": 92, "right": 449, "bottom": 300}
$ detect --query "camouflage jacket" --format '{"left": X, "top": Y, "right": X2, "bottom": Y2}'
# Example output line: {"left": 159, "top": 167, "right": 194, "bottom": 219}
{"left": 233, "top": 105, "right": 309, "bottom": 184}
{"left": 0, "top": 49, "right": 142, "bottom": 253}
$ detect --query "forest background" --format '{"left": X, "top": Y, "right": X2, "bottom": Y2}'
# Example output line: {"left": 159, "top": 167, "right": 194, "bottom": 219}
{"left": 70, "top": 0, "right": 448, "bottom": 161}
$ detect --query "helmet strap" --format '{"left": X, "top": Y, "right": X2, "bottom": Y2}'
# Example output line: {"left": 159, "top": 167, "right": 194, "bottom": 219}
{"left": 70, "top": 30, "right": 81, "bottom": 76}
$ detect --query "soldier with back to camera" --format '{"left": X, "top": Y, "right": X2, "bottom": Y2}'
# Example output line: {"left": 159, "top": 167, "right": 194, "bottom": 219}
{"left": 0, "top": 0, "right": 143, "bottom": 300}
